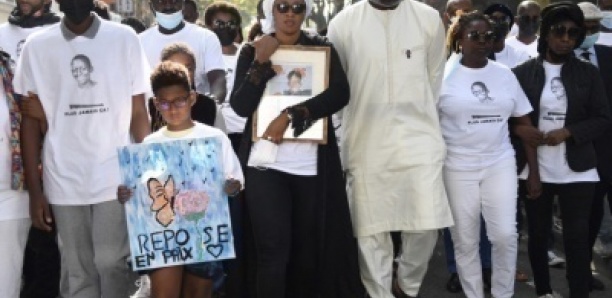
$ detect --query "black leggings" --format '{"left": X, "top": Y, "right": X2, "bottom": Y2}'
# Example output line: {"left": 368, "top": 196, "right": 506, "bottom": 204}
{"left": 246, "top": 167, "right": 318, "bottom": 298}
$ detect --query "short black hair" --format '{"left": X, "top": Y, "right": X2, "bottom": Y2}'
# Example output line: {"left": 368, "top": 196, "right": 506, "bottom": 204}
{"left": 72, "top": 54, "right": 93, "bottom": 69}
{"left": 287, "top": 69, "right": 302, "bottom": 80}
{"left": 160, "top": 43, "right": 196, "bottom": 65}
{"left": 151, "top": 61, "right": 192, "bottom": 95}
{"left": 204, "top": 1, "right": 242, "bottom": 27}
{"left": 122, "top": 17, "right": 147, "bottom": 34}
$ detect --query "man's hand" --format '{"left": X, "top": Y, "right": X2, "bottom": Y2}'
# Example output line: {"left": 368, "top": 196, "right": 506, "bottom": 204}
{"left": 30, "top": 193, "right": 53, "bottom": 231}
{"left": 543, "top": 128, "right": 570, "bottom": 146}
{"left": 253, "top": 35, "right": 280, "bottom": 63}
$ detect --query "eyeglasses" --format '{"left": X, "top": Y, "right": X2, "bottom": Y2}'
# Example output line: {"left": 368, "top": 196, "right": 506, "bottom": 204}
{"left": 467, "top": 30, "right": 496, "bottom": 42}
{"left": 155, "top": 94, "right": 190, "bottom": 111}
{"left": 275, "top": 3, "right": 307, "bottom": 14}
{"left": 518, "top": 15, "right": 540, "bottom": 23}
{"left": 213, "top": 19, "right": 238, "bottom": 30}
{"left": 550, "top": 25, "right": 583, "bottom": 40}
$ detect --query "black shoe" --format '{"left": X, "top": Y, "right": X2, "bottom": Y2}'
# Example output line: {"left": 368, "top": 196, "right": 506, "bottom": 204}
{"left": 591, "top": 276, "right": 605, "bottom": 291}
{"left": 482, "top": 268, "right": 492, "bottom": 290}
{"left": 446, "top": 273, "right": 463, "bottom": 293}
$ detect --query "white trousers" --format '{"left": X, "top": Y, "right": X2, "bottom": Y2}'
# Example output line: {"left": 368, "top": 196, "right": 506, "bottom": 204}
{"left": 357, "top": 230, "right": 438, "bottom": 298}
{"left": 444, "top": 157, "right": 518, "bottom": 298}
{"left": 0, "top": 218, "right": 31, "bottom": 298}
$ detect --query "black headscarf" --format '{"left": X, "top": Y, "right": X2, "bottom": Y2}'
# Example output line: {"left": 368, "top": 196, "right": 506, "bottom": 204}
{"left": 8, "top": 3, "right": 60, "bottom": 28}
{"left": 537, "top": 1, "right": 586, "bottom": 56}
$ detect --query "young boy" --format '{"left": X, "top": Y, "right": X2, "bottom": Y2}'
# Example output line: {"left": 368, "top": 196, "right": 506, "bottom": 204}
{"left": 119, "top": 60, "right": 243, "bottom": 298}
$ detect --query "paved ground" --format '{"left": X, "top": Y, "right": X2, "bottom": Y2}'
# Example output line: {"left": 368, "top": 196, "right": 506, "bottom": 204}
{"left": 418, "top": 201, "right": 612, "bottom": 298}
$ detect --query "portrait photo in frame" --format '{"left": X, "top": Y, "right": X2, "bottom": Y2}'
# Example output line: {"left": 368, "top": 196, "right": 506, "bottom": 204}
{"left": 253, "top": 45, "right": 330, "bottom": 144}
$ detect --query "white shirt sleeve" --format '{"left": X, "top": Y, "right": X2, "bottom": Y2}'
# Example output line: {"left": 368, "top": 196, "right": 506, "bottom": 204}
{"left": 326, "top": 18, "right": 348, "bottom": 72}
{"left": 220, "top": 134, "right": 244, "bottom": 187}
{"left": 13, "top": 39, "right": 36, "bottom": 96}
{"left": 202, "top": 30, "right": 225, "bottom": 73}
{"left": 128, "top": 33, "right": 151, "bottom": 96}
{"left": 511, "top": 75, "right": 533, "bottom": 117}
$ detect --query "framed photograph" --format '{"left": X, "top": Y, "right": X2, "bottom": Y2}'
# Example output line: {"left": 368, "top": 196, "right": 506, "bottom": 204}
{"left": 253, "top": 45, "right": 330, "bottom": 144}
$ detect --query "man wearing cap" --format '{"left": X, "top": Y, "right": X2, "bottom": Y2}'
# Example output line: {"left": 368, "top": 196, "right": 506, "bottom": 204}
{"left": 577, "top": 1, "right": 612, "bottom": 292}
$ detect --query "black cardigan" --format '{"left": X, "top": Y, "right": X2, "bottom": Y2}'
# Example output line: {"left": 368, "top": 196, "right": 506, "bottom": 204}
{"left": 229, "top": 31, "right": 364, "bottom": 297}
{"left": 512, "top": 56, "right": 611, "bottom": 173}
{"left": 592, "top": 45, "right": 612, "bottom": 181}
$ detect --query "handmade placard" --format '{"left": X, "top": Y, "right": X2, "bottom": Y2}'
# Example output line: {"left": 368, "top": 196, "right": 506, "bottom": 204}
{"left": 117, "top": 138, "right": 234, "bottom": 271}
{"left": 253, "top": 45, "right": 330, "bottom": 144}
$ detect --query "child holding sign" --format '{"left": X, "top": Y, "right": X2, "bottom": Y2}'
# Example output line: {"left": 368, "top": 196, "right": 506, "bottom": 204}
{"left": 118, "top": 60, "right": 243, "bottom": 298}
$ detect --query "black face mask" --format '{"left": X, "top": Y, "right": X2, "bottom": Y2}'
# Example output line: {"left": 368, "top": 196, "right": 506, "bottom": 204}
{"left": 214, "top": 28, "right": 238, "bottom": 46}
{"left": 492, "top": 22, "right": 509, "bottom": 42}
{"left": 519, "top": 20, "right": 540, "bottom": 36}
{"left": 60, "top": 0, "right": 94, "bottom": 25}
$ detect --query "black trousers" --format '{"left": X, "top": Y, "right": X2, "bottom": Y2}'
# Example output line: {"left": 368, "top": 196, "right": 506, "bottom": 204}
{"left": 246, "top": 167, "right": 318, "bottom": 298}
{"left": 524, "top": 182, "right": 595, "bottom": 298}
{"left": 589, "top": 180, "right": 612, "bottom": 262}
{"left": 21, "top": 227, "right": 60, "bottom": 298}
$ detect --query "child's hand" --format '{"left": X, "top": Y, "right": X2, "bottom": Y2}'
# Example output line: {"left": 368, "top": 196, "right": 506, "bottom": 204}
{"left": 224, "top": 178, "right": 241, "bottom": 197}
{"left": 117, "top": 185, "right": 132, "bottom": 204}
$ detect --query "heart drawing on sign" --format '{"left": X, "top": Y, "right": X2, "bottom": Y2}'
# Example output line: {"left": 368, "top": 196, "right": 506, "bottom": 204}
{"left": 207, "top": 244, "right": 223, "bottom": 258}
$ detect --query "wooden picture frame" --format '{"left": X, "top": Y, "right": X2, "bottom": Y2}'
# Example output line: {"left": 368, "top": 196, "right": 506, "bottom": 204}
{"left": 252, "top": 45, "right": 330, "bottom": 144}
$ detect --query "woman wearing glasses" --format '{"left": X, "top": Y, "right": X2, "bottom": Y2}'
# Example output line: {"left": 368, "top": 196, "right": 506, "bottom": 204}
{"left": 229, "top": 0, "right": 363, "bottom": 297}
{"left": 512, "top": 2, "right": 611, "bottom": 297}
{"left": 439, "top": 11, "right": 535, "bottom": 298}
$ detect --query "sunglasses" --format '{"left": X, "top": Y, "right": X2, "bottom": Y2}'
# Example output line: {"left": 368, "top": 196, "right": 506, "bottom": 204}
{"left": 489, "top": 16, "right": 511, "bottom": 24}
{"left": 213, "top": 19, "right": 238, "bottom": 30}
{"left": 467, "top": 30, "right": 496, "bottom": 42}
{"left": 518, "top": 15, "right": 540, "bottom": 23}
{"left": 550, "top": 25, "right": 583, "bottom": 40}
{"left": 275, "top": 3, "right": 307, "bottom": 14}
{"left": 156, "top": 94, "right": 190, "bottom": 111}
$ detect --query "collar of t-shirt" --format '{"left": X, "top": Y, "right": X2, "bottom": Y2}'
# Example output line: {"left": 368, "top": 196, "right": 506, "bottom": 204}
{"left": 574, "top": 47, "right": 598, "bottom": 68}
{"left": 60, "top": 13, "right": 102, "bottom": 40}
{"left": 161, "top": 126, "right": 195, "bottom": 138}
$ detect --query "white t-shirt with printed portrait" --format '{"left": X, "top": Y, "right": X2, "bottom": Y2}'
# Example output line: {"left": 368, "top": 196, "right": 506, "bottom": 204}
{"left": 439, "top": 60, "right": 533, "bottom": 171}
{"left": 519, "top": 61, "right": 599, "bottom": 183}
{"left": 220, "top": 53, "right": 246, "bottom": 134}
{"left": 139, "top": 23, "right": 225, "bottom": 95}
{"left": 0, "top": 23, "right": 54, "bottom": 72}
{"left": 13, "top": 16, "right": 151, "bottom": 205}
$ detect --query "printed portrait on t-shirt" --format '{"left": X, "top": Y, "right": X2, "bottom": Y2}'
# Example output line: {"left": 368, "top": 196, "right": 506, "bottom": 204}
{"left": 71, "top": 54, "right": 97, "bottom": 89}
{"left": 15, "top": 40, "right": 25, "bottom": 59}
{"left": 471, "top": 82, "right": 493, "bottom": 103}
{"left": 551, "top": 77, "right": 566, "bottom": 101}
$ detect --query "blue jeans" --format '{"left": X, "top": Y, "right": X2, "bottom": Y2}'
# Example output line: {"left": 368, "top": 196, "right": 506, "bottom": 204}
{"left": 444, "top": 217, "right": 492, "bottom": 273}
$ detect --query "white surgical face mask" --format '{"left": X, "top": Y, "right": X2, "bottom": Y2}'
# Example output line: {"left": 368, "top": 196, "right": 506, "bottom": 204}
{"left": 602, "top": 11, "right": 612, "bottom": 29}
{"left": 155, "top": 10, "right": 183, "bottom": 30}
{"left": 580, "top": 33, "right": 600, "bottom": 49}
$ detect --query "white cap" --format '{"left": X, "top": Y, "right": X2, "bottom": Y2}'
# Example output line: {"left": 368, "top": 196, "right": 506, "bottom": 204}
{"left": 579, "top": 2, "right": 603, "bottom": 20}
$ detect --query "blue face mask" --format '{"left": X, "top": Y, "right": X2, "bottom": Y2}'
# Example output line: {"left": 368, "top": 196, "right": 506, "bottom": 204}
{"left": 601, "top": 11, "right": 612, "bottom": 29}
{"left": 580, "top": 33, "right": 600, "bottom": 49}
{"left": 155, "top": 10, "right": 183, "bottom": 30}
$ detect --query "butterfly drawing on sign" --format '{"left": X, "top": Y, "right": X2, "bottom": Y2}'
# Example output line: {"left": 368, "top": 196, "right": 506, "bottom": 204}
{"left": 147, "top": 176, "right": 177, "bottom": 227}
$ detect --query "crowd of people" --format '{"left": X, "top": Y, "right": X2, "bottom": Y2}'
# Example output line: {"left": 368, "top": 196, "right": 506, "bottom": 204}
{"left": 1, "top": 0, "right": 612, "bottom": 298}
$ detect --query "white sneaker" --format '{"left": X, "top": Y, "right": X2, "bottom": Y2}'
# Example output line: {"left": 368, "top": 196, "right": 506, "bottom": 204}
{"left": 548, "top": 250, "right": 565, "bottom": 267}
{"left": 131, "top": 275, "right": 151, "bottom": 298}
{"left": 538, "top": 291, "right": 563, "bottom": 298}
